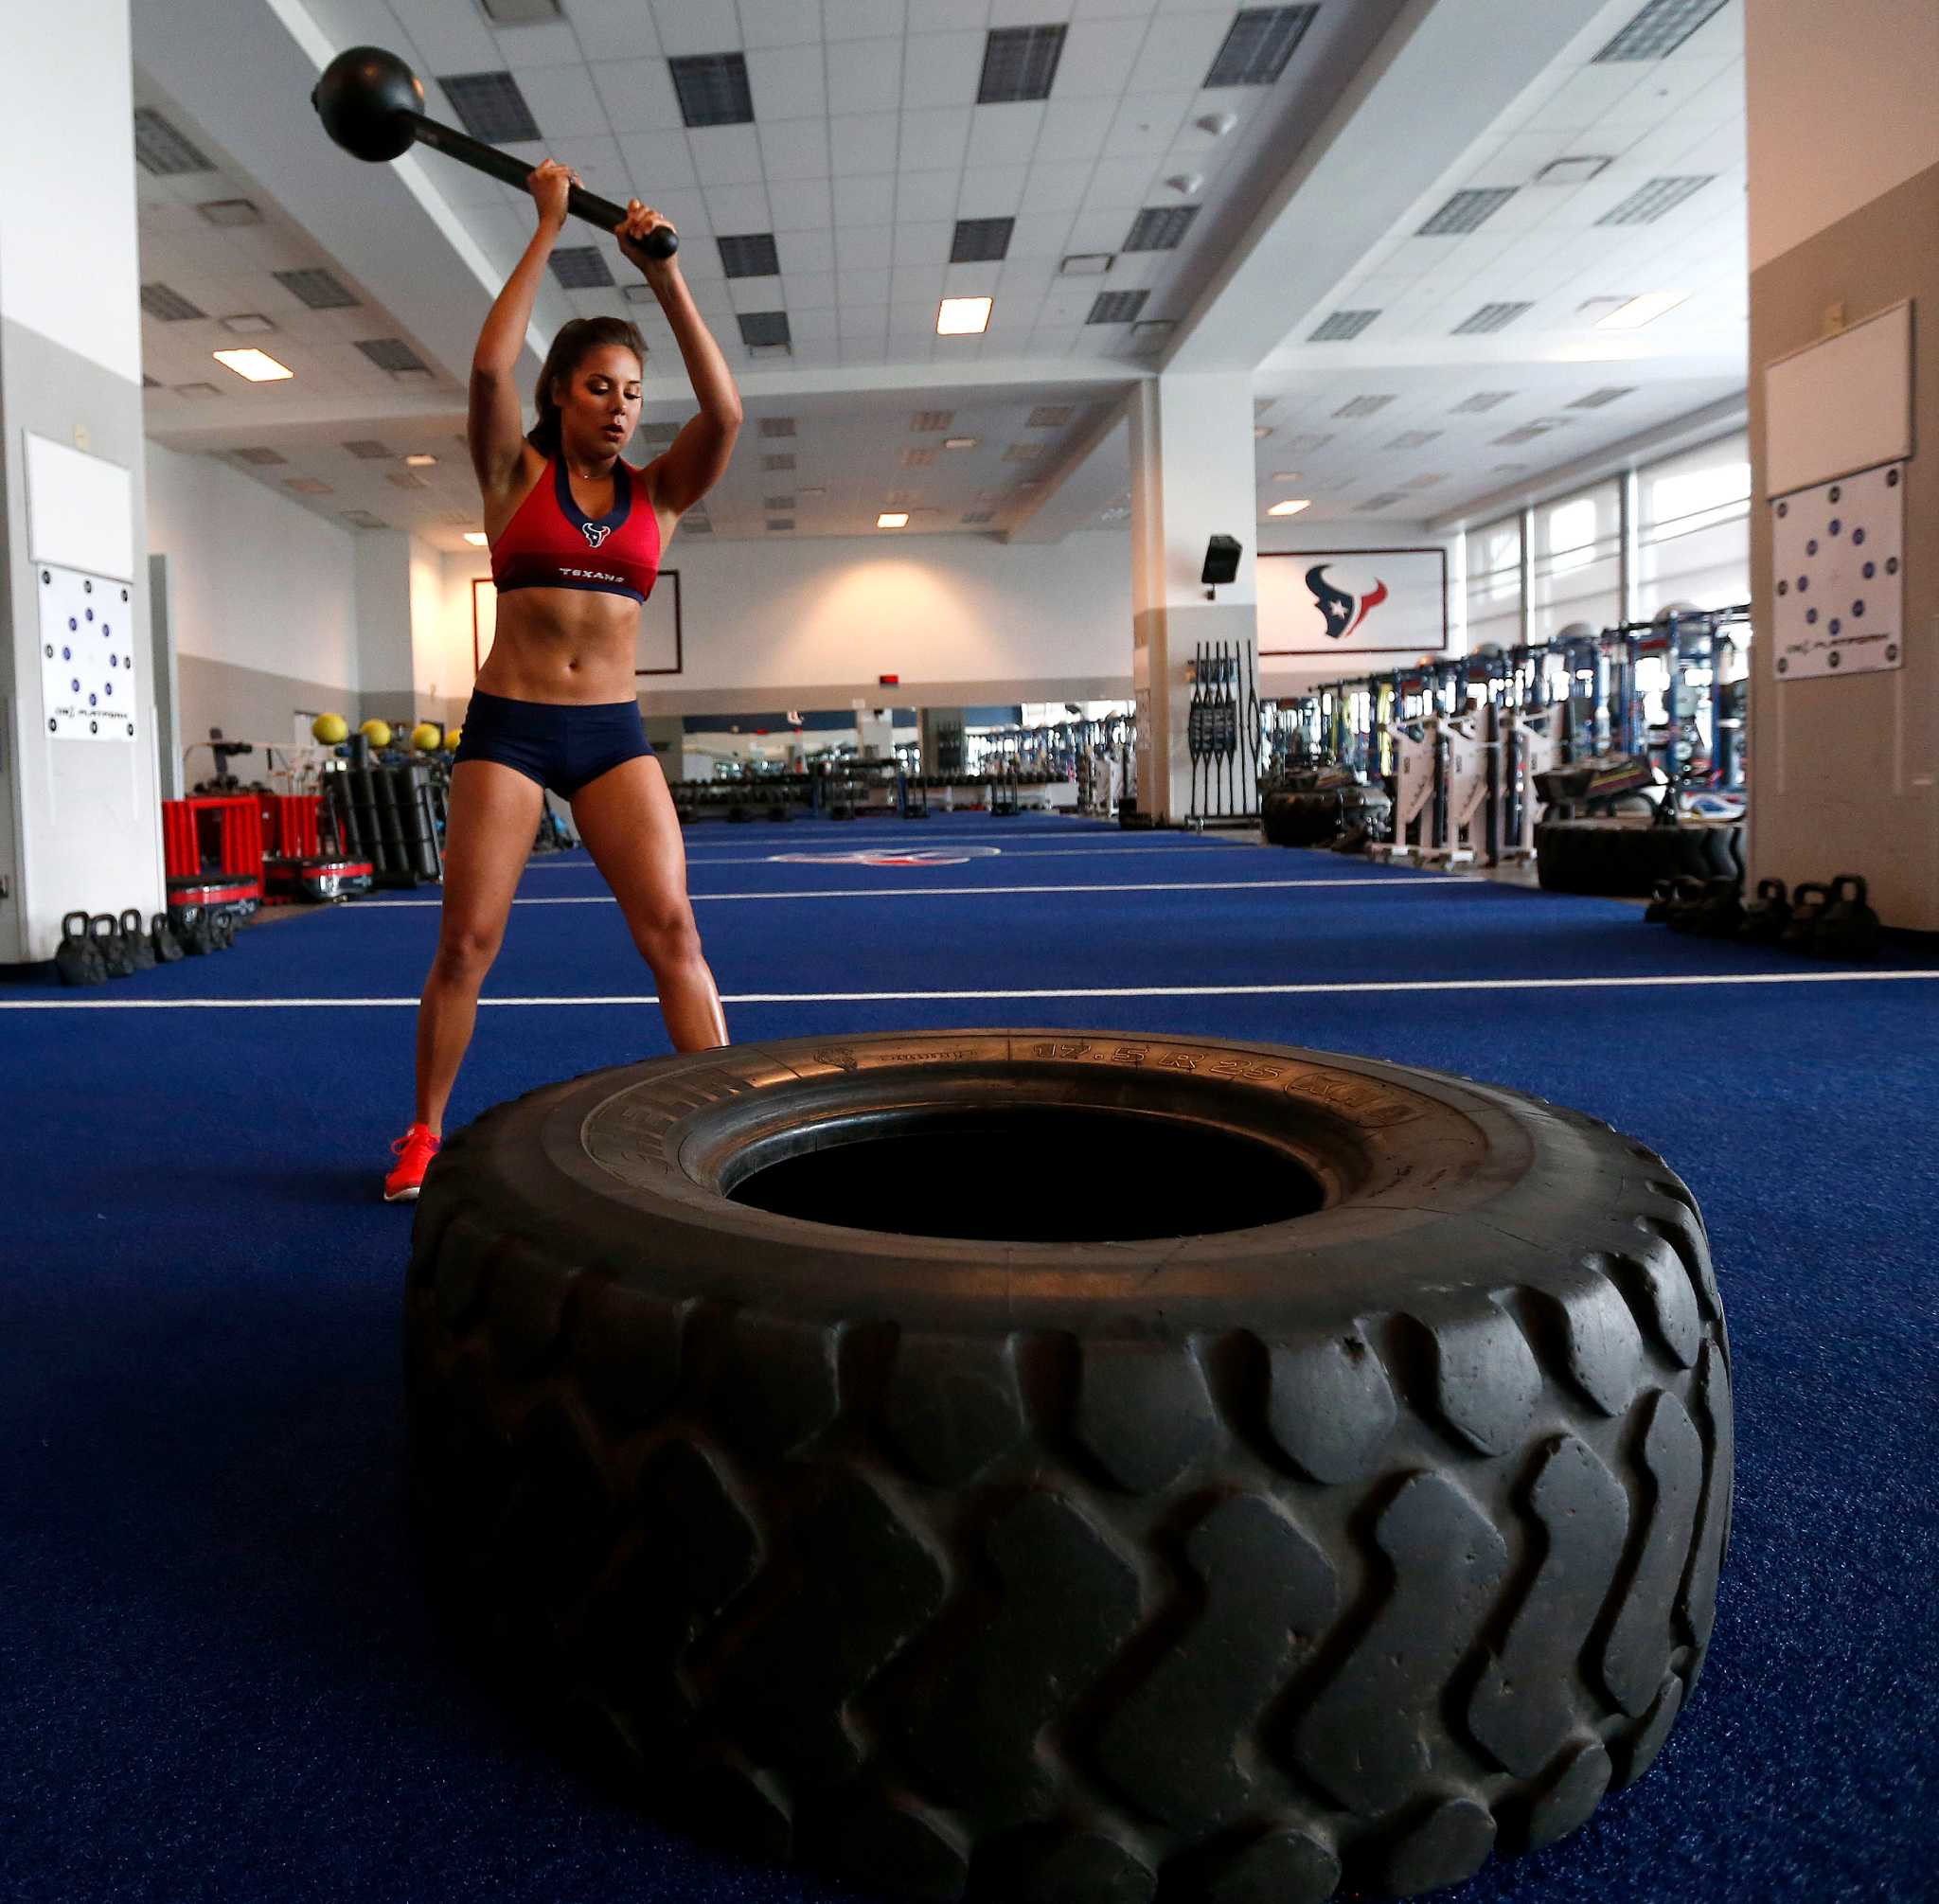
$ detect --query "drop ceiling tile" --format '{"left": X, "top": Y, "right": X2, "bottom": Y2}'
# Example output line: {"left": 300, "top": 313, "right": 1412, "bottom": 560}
{"left": 1073, "top": 0, "right": 1155, "bottom": 16}
{"left": 494, "top": 23, "right": 583, "bottom": 70}
{"left": 828, "top": 39, "right": 906, "bottom": 116}
{"left": 780, "top": 266, "right": 839, "bottom": 306}
{"left": 703, "top": 182, "right": 774, "bottom": 230}
{"left": 618, "top": 131, "right": 701, "bottom": 189}
{"left": 831, "top": 112, "right": 900, "bottom": 173}
{"left": 901, "top": 107, "right": 972, "bottom": 173}
{"left": 1103, "top": 94, "right": 1190, "bottom": 159}
{"left": 649, "top": 0, "right": 743, "bottom": 58}
{"left": 770, "top": 176, "right": 836, "bottom": 229}
{"left": 988, "top": 0, "right": 1073, "bottom": 24}
{"left": 957, "top": 165, "right": 1029, "bottom": 217}
{"left": 755, "top": 118, "right": 830, "bottom": 181}
{"left": 842, "top": 268, "right": 893, "bottom": 304}
{"left": 833, "top": 173, "right": 897, "bottom": 224}
{"left": 892, "top": 263, "right": 946, "bottom": 301}
{"left": 727, "top": 276, "right": 786, "bottom": 312}
{"left": 567, "top": 0, "right": 665, "bottom": 60}
{"left": 746, "top": 45, "right": 829, "bottom": 119}
{"left": 996, "top": 257, "right": 1058, "bottom": 295}
{"left": 549, "top": 135, "right": 631, "bottom": 197}
{"left": 1061, "top": 207, "right": 1131, "bottom": 252}
{"left": 890, "top": 300, "right": 939, "bottom": 336}
{"left": 1080, "top": 156, "right": 1157, "bottom": 209}
{"left": 1126, "top": 13, "right": 1227, "bottom": 93}
{"left": 909, "top": 0, "right": 983, "bottom": 29}
{"left": 791, "top": 306, "right": 841, "bottom": 339}
{"left": 687, "top": 124, "right": 768, "bottom": 187}
{"left": 902, "top": 31, "right": 990, "bottom": 110}
{"left": 512, "top": 62, "right": 611, "bottom": 138}
{"left": 1033, "top": 96, "right": 1117, "bottom": 165}
{"left": 824, "top": 0, "right": 908, "bottom": 37}
{"left": 840, "top": 224, "right": 895, "bottom": 268}
{"left": 592, "top": 59, "right": 686, "bottom": 133}
{"left": 894, "top": 221, "right": 953, "bottom": 266}
{"left": 389, "top": 0, "right": 500, "bottom": 70}
{"left": 839, "top": 302, "right": 887, "bottom": 336}
{"left": 966, "top": 103, "right": 1048, "bottom": 176}
{"left": 1058, "top": 16, "right": 1151, "bottom": 95}
{"left": 941, "top": 262, "right": 1003, "bottom": 301}
{"left": 1007, "top": 207, "right": 1078, "bottom": 254}
{"left": 896, "top": 170, "right": 960, "bottom": 223}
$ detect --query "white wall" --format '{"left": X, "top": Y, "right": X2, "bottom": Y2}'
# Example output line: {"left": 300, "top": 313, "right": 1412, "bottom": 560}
{"left": 409, "top": 539, "right": 464, "bottom": 705}
{"left": 1747, "top": 0, "right": 1939, "bottom": 267}
{"left": 0, "top": 1, "right": 141, "bottom": 383}
{"left": 439, "top": 527, "right": 1140, "bottom": 706}
{"left": 146, "top": 443, "right": 360, "bottom": 689}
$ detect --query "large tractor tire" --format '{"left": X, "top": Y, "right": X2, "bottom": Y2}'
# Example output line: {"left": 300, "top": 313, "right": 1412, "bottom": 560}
{"left": 1536, "top": 820, "right": 1742, "bottom": 897}
{"left": 405, "top": 1032, "right": 1730, "bottom": 1902}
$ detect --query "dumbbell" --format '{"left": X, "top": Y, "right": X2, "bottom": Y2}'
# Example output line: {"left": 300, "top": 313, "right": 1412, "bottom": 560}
{"left": 311, "top": 48, "right": 677, "bottom": 258}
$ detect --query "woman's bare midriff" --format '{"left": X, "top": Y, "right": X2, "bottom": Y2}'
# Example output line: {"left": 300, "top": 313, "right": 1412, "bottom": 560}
{"left": 475, "top": 588, "right": 646, "bottom": 703}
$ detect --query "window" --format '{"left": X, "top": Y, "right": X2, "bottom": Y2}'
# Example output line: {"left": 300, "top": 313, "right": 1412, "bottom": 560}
{"left": 1464, "top": 514, "right": 1522, "bottom": 652}
{"left": 1635, "top": 431, "right": 1750, "bottom": 614}
{"left": 1530, "top": 479, "right": 1621, "bottom": 641}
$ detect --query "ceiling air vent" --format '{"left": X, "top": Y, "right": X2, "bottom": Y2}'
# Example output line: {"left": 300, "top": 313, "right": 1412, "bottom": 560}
{"left": 174, "top": 383, "right": 222, "bottom": 399}
{"left": 1597, "top": 174, "right": 1716, "bottom": 225}
{"left": 764, "top": 494, "right": 794, "bottom": 510}
{"left": 766, "top": 517, "right": 794, "bottom": 531}
{"left": 274, "top": 269, "right": 358, "bottom": 311}
{"left": 387, "top": 472, "right": 431, "bottom": 490}
{"left": 738, "top": 311, "right": 792, "bottom": 348}
{"left": 1309, "top": 310, "right": 1379, "bottom": 342}
{"left": 1027, "top": 406, "right": 1072, "bottom": 428}
{"left": 951, "top": 218, "right": 1015, "bottom": 264}
{"left": 343, "top": 440, "right": 393, "bottom": 459}
{"left": 436, "top": 73, "right": 541, "bottom": 144}
{"left": 910, "top": 411, "right": 954, "bottom": 432}
{"left": 1088, "top": 290, "right": 1148, "bottom": 324}
{"left": 684, "top": 519, "right": 713, "bottom": 534}
{"left": 900, "top": 448, "right": 937, "bottom": 468}
{"left": 1593, "top": 0, "right": 1729, "bottom": 62}
{"left": 1060, "top": 253, "right": 1113, "bottom": 276}
{"left": 355, "top": 338, "right": 431, "bottom": 374}
{"left": 1205, "top": 6, "right": 1319, "bottom": 87}
{"left": 1333, "top": 394, "right": 1395, "bottom": 418}
{"left": 231, "top": 447, "right": 287, "bottom": 466}
{"left": 1570, "top": 386, "right": 1637, "bottom": 409}
{"left": 978, "top": 26, "right": 1066, "bottom": 104}
{"left": 196, "top": 198, "right": 261, "bottom": 226}
{"left": 760, "top": 417, "right": 797, "bottom": 437}
{"left": 1361, "top": 494, "right": 1407, "bottom": 511}
{"left": 1494, "top": 423, "right": 1563, "bottom": 445}
{"left": 1535, "top": 156, "right": 1612, "bottom": 187}
{"left": 1282, "top": 433, "right": 1333, "bottom": 453}
{"left": 341, "top": 509, "right": 390, "bottom": 529}
{"left": 1386, "top": 431, "right": 1442, "bottom": 450}
{"left": 719, "top": 234, "right": 781, "bottom": 278}
{"left": 1124, "top": 205, "right": 1199, "bottom": 251}
{"left": 284, "top": 477, "right": 333, "bottom": 495}
{"left": 1417, "top": 187, "right": 1517, "bottom": 237}
{"left": 1405, "top": 472, "right": 1448, "bottom": 489}
{"left": 133, "top": 108, "right": 213, "bottom": 176}
{"left": 1452, "top": 301, "right": 1534, "bottom": 335}
{"left": 669, "top": 53, "right": 756, "bottom": 128}
{"left": 1003, "top": 445, "right": 1043, "bottom": 463}
{"left": 550, "top": 247, "right": 615, "bottom": 289}
{"left": 762, "top": 453, "right": 796, "bottom": 472}
{"left": 477, "top": 0, "right": 563, "bottom": 23}
{"left": 1451, "top": 390, "right": 1515, "bottom": 413}
{"left": 140, "top": 282, "right": 205, "bottom": 322}
{"left": 963, "top": 510, "right": 996, "bottom": 525}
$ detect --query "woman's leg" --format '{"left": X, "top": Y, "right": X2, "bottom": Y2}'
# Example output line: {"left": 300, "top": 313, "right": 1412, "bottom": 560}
{"left": 570, "top": 754, "right": 728, "bottom": 1050}
{"left": 414, "top": 759, "right": 545, "bottom": 1132}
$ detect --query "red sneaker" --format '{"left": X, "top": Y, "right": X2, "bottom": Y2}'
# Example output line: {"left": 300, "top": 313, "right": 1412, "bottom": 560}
{"left": 383, "top": 1123, "right": 441, "bottom": 1202}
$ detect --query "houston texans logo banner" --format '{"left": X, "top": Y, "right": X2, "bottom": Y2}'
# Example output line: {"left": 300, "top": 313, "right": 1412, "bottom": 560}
{"left": 1256, "top": 547, "right": 1450, "bottom": 656}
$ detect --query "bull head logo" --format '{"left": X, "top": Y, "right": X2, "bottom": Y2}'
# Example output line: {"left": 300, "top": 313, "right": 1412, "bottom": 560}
{"left": 1307, "top": 563, "right": 1389, "bottom": 641}
{"left": 582, "top": 523, "right": 614, "bottom": 549}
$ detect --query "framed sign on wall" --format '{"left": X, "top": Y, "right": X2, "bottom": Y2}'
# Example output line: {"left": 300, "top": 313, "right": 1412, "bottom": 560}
{"left": 472, "top": 570, "right": 684, "bottom": 677}
{"left": 1258, "top": 547, "right": 1450, "bottom": 657}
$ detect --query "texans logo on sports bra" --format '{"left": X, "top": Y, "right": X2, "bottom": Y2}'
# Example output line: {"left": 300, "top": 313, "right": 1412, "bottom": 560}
{"left": 581, "top": 523, "right": 614, "bottom": 548}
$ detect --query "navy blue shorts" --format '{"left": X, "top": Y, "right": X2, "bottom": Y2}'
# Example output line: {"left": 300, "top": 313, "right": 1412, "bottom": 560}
{"left": 453, "top": 688, "right": 653, "bottom": 798}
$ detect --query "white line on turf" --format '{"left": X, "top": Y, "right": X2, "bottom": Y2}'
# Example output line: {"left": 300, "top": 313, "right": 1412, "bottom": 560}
{"left": 360, "top": 877, "right": 1478, "bottom": 907}
{"left": 7, "top": 970, "right": 1935, "bottom": 1008}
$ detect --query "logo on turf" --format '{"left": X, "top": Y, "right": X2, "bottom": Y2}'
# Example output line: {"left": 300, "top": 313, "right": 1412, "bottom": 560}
{"left": 581, "top": 523, "right": 614, "bottom": 549}
{"left": 1307, "top": 563, "right": 1389, "bottom": 641}
{"left": 769, "top": 846, "right": 1003, "bottom": 867}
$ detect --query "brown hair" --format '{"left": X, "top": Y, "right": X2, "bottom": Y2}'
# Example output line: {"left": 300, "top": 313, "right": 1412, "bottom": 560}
{"left": 527, "top": 317, "right": 647, "bottom": 457}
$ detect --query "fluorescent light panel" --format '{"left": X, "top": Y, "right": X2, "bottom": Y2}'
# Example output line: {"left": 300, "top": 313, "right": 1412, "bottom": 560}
{"left": 1595, "top": 290, "right": 1688, "bottom": 329}
{"left": 937, "top": 296, "right": 991, "bottom": 335}
{"left": 213, "top": 348, "right": 293, "bottom": 383}
{"left": 1268, "top": 499, "right": 1311, "bottom": 517}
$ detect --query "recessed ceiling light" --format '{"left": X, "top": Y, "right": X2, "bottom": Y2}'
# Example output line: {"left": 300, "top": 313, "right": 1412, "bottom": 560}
{"left": 196, "top": 198, "right": 262, "bottom": 225}
{"left": 937, "top": 296, "right": 992, "bottom": 336}
{"left": 463, "top": 531, "right": 489, "bottom": 546}
{"left": 1270, "top": 471, "right": 1302, "bottom": 483}
{"left": 1268, "top": 499, "right": 1312, "bottom": 517}
{"left": 1059, "top": 253, "right": 1113, "bottom": 276}
{"left": 405, "top": 453, "right": 438, "bottom": 468}
{"left": 878, "top": 512, "right": 909, "bottom": 528}
{"left": 943, "top": 436, "right": 979, "bottom": 450}
{"left": 213, "top": 347, "right": 294, "bottom": 383}
{"left": 797, "top": 486, "right": 826, "bottom": 497}
{"left": 1254, "top": 425, "right": 1272, "bottom": 438}
{"left": 219, "top": 313, "right": 276, "bottom": 335}
{"left": 1535, "top": 156, "right": 1613, "bottom": 187}
{"left": 1595, "top": 290, "right": 1688, "bottom": 329}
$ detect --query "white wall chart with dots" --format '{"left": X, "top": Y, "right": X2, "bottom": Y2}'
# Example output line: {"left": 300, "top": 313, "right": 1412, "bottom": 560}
{"left": 39, "top": 566, "right": 137, "bottom": 741}
{"left": 1770, "top": 464, "right": 1905, "bottom": 680}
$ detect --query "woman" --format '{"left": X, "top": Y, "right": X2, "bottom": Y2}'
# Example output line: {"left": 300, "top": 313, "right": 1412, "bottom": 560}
{"left": 384, "top": 160, "right": 738, "bottom": 1202}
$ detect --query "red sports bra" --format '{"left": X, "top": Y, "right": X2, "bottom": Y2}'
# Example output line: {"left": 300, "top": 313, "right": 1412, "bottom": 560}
{"left": 490, "top": 456, "right": 662, "bottom": 605}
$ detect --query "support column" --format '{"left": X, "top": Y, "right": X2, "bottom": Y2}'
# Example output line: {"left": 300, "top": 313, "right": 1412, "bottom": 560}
{"left": 1745, "top": 0, "right": 1939, "bottom": 928}
{"left": 919, "top": 706, "right": 965, "bottom": 776}
{"left": 1127, "top": 373, "right": 1259, "bottom": 825}
{"left": 0, "top": 0, "right": 164, "bottom": 960}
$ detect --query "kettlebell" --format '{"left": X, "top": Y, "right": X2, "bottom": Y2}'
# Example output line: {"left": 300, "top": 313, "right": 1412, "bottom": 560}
{"left": 1644, "top": 878, "right": 1680, "bottom": 925}
{"left": 1815, "top": 874, "right": 1880, "bottom": 959}
{"left": 1691, "top": 877, "right": 1745, "bottom": 939}
{"left": 151, "top": 911, "right": 185, "bottom": 964}
{"left": 1663, "top": 875, "right": 1712, "bottom": 933}
{"left": 1737, "top": 878, "right": 1790, "bottom": 944}
{"left": 208, "top": 908, "right": 237, "bottom": 952}
{"left": 90, "top": 913, "right": 135, "bottom": 978}
{"left": 1778, "top": 882, "right": 1832, "bottom": 952}
{"left": 169, "top": 904, "right": 213, "bottom": 955}
{"left": 119, "top": 907, "right": 156, "bottom": 971}
{"left": 56, "top": 912, "right": 108, "bottom": 987}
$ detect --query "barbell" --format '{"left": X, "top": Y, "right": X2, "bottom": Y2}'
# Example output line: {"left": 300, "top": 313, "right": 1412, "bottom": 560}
{"left": 311, "top": 46, "right": 678, "bottom": 260}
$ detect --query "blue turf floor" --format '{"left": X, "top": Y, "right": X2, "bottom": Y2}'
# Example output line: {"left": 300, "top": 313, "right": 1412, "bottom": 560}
{"left": 3, "top": 811, "right": 1935, "bottom": 1902}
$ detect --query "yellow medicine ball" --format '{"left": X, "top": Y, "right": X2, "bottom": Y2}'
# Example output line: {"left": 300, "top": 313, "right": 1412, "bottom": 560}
{"left": 445, "top": 726, "right": 463, "bottom": 752}
{"left": 311, "top": 712, "right": 349, "bottom": 744}
{"left": 411, "top": 721, "right": 443, "bottom": 753}
{"left": 359, "top": 719, "right": 393, "bottom": 748}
